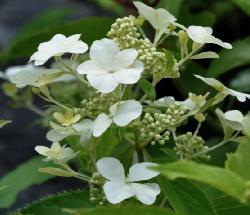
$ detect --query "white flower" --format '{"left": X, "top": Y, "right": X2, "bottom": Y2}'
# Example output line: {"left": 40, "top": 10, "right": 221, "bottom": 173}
{"left": 216, "top": 109, "right": 245, "bottom": 131}
{"left": 194, "top": 75, "right": 250, "bottom": 102}
{"left": 4, "top": 64, "right": 44, "bottom": 88}
{"left": 35, "top": 142, "right": 76, "bottom": 162}
{"left": 133, "top": 1, "right": 176, "bottom": 31}
{"left": 187, "top": 26, "right": 232, "bottom": 49}
{"left": 30, "top": 34, "right": 88, "bottom": 66}
{"left": 77, "top": 38, "right": 143, "bottom": 93}
{"left": 73, "top": 100, "right": 143, "bottom": 138}
{"left": 97, "top": 157, "right": 160, "bottom": 205}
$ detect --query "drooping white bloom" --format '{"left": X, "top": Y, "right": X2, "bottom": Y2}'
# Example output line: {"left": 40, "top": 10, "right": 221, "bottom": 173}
{"left": 97, "top": 157, "right": 160, "bottom": 205}
{"left": 133, "top": 1, "right": 176, "bottom": 31}
{"left": 187, "top": 26, "right": 232, "bottom": 49}
{"left": 73, "top": 100, "right": 143, "bottom": 138}
{"left": 35, "top": 142, "right": 76, "bottom": 162}
{"left": 4, "top": 64, "right": 44, "bottom": 88}
{"left": 77, "top": 38, "right": 143, "bottom": 93}
{"left": 216, "top": 109, "right": 245, "bottom": 131}
{"left": 30, "top": 34, "right": 88, "bottom": 66}
{"left": 194, "top": 75, "right": 250, "bottom": 102}
{"left": 3, "top": 64, "right": 74, "bottom": 88}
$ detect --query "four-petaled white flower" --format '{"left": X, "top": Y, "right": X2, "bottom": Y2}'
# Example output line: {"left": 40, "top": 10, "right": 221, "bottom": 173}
{"left": 73, "top": 100, "right": 142, "bottom": 138}
{"left": 187, "top": 26, "right": 232, "bottom": 49}
{"left": 30, "top": 34, "right": 88, "bottom": 66}
{"left": 77, "top": 38, "right": 143, "bottom": 93}
{"left": 216, "top": 109, "right": 245, "bottom": 131}
{"left": 133, "top": 1, "right": 176, "bottom": 43}
{"left": 35, "top": 142, "right": 76, "bottom": 162}
{"left": 194, "top": 75, "right": 250, "bottom": 102}
{"left": 133, "top": 1, "right": 176, "bottom": 31}
{"left": 97, "top": 157, "right": 160, "bottom": 205}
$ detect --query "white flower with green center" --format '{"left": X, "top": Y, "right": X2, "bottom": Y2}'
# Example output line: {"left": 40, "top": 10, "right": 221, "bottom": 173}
{"left": 194, "top": 75, "right": 250, "bottom": 102}
{"left": 77, "top": 38, "right": 143, "bottom": 93}
{"left": 35, "top": 142, "right": 76, "bottom": 163}
{"left": 30, "top": 34, "right": 88, "bottom": 66}
{"left": 187, "top": 26, "right": 232, "bottom": 49}
{"left": 96, "top": 157, "right": 160, "bottom": 205}
{"left": 216, "top": 109, "right": 245, "bottom": 131}
{"left": 73, "top": 100, "right": 142, "bottom": 138}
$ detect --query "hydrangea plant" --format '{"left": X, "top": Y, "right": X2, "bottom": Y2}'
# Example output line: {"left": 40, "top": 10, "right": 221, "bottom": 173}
{"left": 1, "top": 1, "right": 250, "bottom": 214}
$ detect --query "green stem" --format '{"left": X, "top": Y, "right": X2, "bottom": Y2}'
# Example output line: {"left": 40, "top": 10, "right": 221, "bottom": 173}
{"left": 56, "top": 57, "right": 89, "bottom": 86}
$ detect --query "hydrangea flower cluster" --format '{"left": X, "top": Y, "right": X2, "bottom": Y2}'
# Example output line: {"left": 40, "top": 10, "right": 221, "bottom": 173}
{"left": 2, "top": 1, "right": 250, "bottom": 207}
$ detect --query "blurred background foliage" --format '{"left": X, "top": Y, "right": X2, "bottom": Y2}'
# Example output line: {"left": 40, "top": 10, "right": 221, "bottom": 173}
{"left": 0, "top": 0, "right": 250, "bottom": 213}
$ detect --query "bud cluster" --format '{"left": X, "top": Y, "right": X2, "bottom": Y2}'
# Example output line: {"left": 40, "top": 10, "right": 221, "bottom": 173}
{"left": 81, "top": 93, "right": 118, "bottom": 118}
{"left": 166, "top": 102, "right": 189, "bottom": 123}
{"left": 107, "top": 16, "right": 166, "bottom": 76}
{"left": 89, "top": 172, "right": 106, "bottom": 206}
{"left": 174, "top": 132, "right": 210, "bottom": 160}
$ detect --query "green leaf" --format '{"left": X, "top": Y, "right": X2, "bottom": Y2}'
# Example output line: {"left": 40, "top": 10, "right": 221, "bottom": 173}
{"left": 0, "top": 156, "right": 54, "bottom": 208}
{"left": 10, "top": 190, "right": 93, "bottom": 215}
{"left": 14, "top": 8, "right": 72, "bottom": 40}
{"left": 232, "top": 0, "right": 250, "bottom": 16}
{"left": 213, "top": 196, "right": 250, "bottom": 215}
{"left": 226, "top": 139, "right": 250, "bottom": 181}
{"left": 68, "top": 207, "right": 177, "bottom": 215}
{"left": 243, "top": 114, "right": 250, "bottom": 137}
{"left": 207, "top": 37, "right": 250, "bottom": 77}
{"left": 0, "top": 17, "right": 114, "bottom": 62}
{"left": 190, "top": 51, "right": 219, "bottom": 60}
{"left": 157, "top": 0, "right": 184, "bottom": 17}
{"left": 138, "top": 79, "right": 156, "bottom": 101}
{"left": 158, "top": 177, "right": 218, "bottom": 215}
{"left": 155, "top": 160, "right": 247, "bottom": 203}
{"left": 96, "top": 127, "right": 120, "bottom": 159}
{"left": 0, "top": 119, "right": 11, "bottom": 128}
{"left": 230, "top": 69, "right": 250, "bottom": 92}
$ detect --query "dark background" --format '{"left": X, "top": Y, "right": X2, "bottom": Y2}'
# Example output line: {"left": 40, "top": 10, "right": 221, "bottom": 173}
{"left": 0, "top": 0, "right": 249, "bottom": 214}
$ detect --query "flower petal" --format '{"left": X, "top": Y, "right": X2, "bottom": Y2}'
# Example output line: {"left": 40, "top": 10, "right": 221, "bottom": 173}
{"left": 103, "top": 181, "right": 133, "bottom": 204}
{"left": 96, "top": 157, "right": 125, "bottom": 181}
{"left": 133, "top": 1, "right": 176, "bottom": 30}
{"left": 87, "top": 73, "right": 119, "bottom": 93}
{"left": 130, "top": 183, "right": 161, "bottom": 205}
{"left": 110, "top": 100, "right": 142, "bottom": 126}
{"left": 187, "top": 26, "right": 232, "bottom": 49}
{"left": 77, "top": 60, "right": 108, "bottom": 75}
{"left": 114, "top": 61, "right": 143, "bottom": 84}
{"left": 35, "top": 146, "right": 49, "bottom": 156}
{"left": 92, "top": 113, "right": 112, "bottom": 137}
{"left": 113, "top": 49, "right": 138, "bottom": 70}
{"left": 90, "top": 38, "right": 119, "bottom": 69}
{"left": 194, "top": 74, "right": 224, "bottom": 91}
{"left": 128, "top": 162, "right": 159, "bottom": 182}
{"left": 46, "top": 129, "right": 73, "bottom": 142}
{"left": 227, "top": 89, "right": 250, "bottom": 102}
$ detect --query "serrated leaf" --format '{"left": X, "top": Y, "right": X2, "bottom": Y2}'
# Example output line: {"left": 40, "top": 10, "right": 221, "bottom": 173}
{"left": 0, "top": 17, "right": 114, "bottom": 62}
{"left": 138, "top": 79, "right": 156, "bottom": 101}
{"left": 68, "top": 207, "right": 176, "bottom": 215}
{"left": 226, "top": 139, "right": 250, "bottom": 181}
{"left": 10, "top": 190, "right": 93, "bottom": 215}
{"left": 155, "top": 160, "right": 247, "bottom": 203}
{"left": 0, "top": 156, "right": 54, "bottom": 208}
{"left": 190, "top": 51, "right": 219, "bottom": 60}
{"left": 207, "top": 37, "right": 250, "bottom": 77}
{"left": 158, "top": 177, "right": 218, "bottom": 215}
